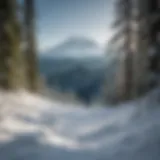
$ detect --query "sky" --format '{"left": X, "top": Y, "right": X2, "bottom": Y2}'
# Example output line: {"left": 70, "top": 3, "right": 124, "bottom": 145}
{"left": 35, "top": 0, "right": 114, "bottom": 52}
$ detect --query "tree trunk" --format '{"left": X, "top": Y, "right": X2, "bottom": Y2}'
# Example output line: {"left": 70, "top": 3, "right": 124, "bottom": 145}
{"left": 114, "top": 0, "right": 133, "bottom": 101}
{"left": 24, "top": 0, "right": 39, "bottom": 91}
{"left": 131, "top": 0, "right": 150, "bottom": 97}
{"left": 0, "top": 0, "right": 25, "bottom": 90}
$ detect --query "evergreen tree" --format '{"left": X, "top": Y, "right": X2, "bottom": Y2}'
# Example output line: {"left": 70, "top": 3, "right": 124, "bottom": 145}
{"left": 111, "top": 0, "right": 153, "bottom": 101}
{"left": 0, "top": 0, "right": 25, "bottom": 90}
{"left": 131, "top": 0, "right": 150, "bottom": 97}
{"left": 111, "top": 0, "right": 133, "bottom": 101}
{"left": 24, "top": 0, "right": 39, "bottom": 91}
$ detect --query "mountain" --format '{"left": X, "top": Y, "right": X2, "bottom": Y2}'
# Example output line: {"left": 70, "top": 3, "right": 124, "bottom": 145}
{"left": 41, "top": 37, "right": 103, "bottom": 58}
{"left": 39, "top": 36, "right": 119, "bottom": 104}
{"left": 39, "top": 56, "right": 107, "bottom": 104}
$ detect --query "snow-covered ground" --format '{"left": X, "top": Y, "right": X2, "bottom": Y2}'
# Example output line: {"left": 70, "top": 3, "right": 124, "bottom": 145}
{"left": 0, "top": 88, "right": 160, "bottom": 160}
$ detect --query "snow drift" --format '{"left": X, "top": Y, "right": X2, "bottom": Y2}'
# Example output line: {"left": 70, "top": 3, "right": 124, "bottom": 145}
{"left": 0, "top": 88, "right": 160, "bottom": 160}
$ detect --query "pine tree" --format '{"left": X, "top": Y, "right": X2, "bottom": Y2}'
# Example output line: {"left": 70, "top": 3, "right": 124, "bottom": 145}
{"left": 0, "top": 0, "right": 25, "bottom": 90}
{"left": 24, "top": 0, "right": 39, "bottom": 91}
{"left": 111, "top": 0, "right": 133, "bottom": 101}
{"left": 131, "top": 0, "right": 150, "bottom": 97}
{"left": 111, "top": 0, "right": 151, "bottom": 101}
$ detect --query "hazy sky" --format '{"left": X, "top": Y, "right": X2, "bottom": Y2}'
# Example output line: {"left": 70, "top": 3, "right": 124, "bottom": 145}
{"left": 36, "top": 0, "right": 114, "bottom": 52}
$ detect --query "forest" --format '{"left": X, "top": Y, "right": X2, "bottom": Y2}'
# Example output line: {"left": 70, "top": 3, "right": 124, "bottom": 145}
{"left": 0, "top": 0, "right": 159, "bottom": 160}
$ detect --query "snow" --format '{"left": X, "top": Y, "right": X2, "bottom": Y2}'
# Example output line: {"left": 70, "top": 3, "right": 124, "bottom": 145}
{"left": 0, "top": 88, "right": 160, "bottom": 160}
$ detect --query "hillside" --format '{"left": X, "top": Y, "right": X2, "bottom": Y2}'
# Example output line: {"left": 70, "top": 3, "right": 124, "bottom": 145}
{"left": 0, "top": 88, "right": 160, "bottom": 159}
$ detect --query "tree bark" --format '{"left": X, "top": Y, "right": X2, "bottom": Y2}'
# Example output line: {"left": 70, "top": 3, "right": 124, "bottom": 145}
{"left": 24, "top": 0, "right": 39, "bottom": 91}
{"left": 0, "top": 0, "right": 25, "bottom": 89}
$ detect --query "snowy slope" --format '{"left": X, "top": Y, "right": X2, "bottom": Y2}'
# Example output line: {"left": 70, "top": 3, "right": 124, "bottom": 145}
{"left": 0, "top": 89, "right": 160, "bottom": 160}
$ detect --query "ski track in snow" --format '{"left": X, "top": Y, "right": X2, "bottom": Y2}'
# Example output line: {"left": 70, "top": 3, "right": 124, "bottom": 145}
{"left": 0, "top": 89, "right": 160, "bottom": 160}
